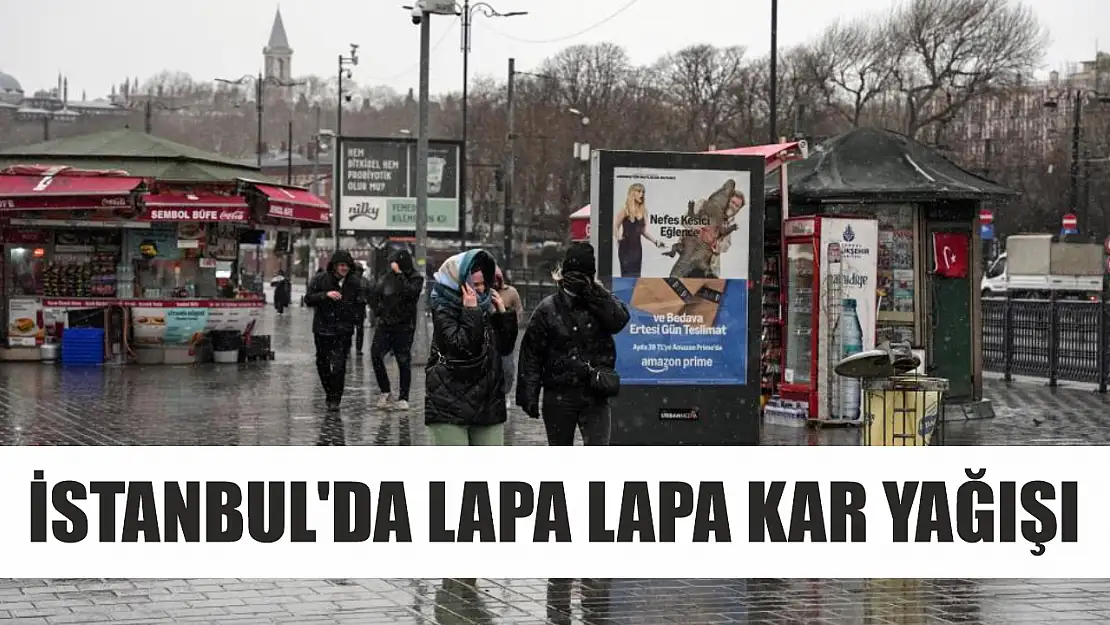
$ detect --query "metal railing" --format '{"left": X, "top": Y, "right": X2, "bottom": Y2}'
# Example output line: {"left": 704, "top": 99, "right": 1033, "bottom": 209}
{"left": 982, "top": 296, "right": 1110, "bottom": 390}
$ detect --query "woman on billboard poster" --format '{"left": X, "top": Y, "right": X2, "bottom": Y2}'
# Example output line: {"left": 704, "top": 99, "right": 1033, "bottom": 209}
{"left": 613, "top": 182, "right": 665, "bottom": 277}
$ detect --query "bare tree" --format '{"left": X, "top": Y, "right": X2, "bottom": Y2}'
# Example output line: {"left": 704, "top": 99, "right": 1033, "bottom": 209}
{"left": 656, "top": 44, "right": 748, "bottom": 150}
{"left": 887, "top": 0, "right": 1048, "bottom": 138}
{"left": 799, "top": 19, "right": 898, "bottom": 128}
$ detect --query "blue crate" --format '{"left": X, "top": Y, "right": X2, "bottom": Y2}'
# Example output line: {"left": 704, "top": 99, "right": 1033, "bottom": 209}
{"left": 61, "top": 328, "right": 106, "bottom": 365}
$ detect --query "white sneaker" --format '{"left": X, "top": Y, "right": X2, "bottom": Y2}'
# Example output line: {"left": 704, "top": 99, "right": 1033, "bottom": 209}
{"left": 393, "top": 399, "right": 410, "bottom": 411}
{"left": 377, "top": 393, "right": 393, "bottom": 409}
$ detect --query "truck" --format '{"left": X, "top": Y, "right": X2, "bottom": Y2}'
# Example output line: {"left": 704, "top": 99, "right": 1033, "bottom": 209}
{"left": 981, "top": 234, "right": 1104, "bottom": 299}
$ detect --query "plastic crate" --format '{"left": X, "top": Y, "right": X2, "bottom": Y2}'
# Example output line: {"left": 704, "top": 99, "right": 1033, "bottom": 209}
{"left": 61, "top": 328, "right": 105, "bottom": 365}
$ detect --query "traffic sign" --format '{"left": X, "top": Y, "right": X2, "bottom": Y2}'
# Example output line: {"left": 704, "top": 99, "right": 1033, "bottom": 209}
{"left": 980, "top": 223, "right": 994, "bottom": 241}
{"left": 979, "top": 208, "right": 994, "bottom": 224}
{"left": 1062, "top": 213, "right": 1078, "bottom": 230}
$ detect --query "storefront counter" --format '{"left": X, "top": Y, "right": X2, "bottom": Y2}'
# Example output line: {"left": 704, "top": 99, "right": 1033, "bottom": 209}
{"left": 3, "top": 297, "right": 264, "bottom": 362}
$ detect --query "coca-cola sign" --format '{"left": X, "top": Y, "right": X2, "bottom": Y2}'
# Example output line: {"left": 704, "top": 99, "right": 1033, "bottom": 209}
{"left": 148, "top": 208, "right": 248, "bottom": 222}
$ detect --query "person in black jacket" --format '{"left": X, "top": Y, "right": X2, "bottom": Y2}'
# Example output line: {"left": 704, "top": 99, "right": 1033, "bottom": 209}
{"left": 351, "top": 263, "right": 370, "bottom": 354}
{"left": 304, "top": 250, "right": 362, "bottom": 411}
{"left": 516, "top": 242, "right": 630, "bottom": 446}
{"left": 368, "top": 247, "right": 424, "bottom": 411}
{"left": 425, "top": 249, "right": 518, "bottom": 445}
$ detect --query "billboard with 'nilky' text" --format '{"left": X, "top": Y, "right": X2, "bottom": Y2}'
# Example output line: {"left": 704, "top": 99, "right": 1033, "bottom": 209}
{"left": 336, "top": 137, "right": 463, "bottom": 236}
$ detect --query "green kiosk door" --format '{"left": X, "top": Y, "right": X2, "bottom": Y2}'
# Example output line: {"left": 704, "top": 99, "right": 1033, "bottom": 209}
{"left": 925, "top": 223, "right": 974, "bottom": 399}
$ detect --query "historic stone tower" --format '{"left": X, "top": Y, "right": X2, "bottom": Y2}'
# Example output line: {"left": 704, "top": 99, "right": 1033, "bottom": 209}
{"left": 263, "top": 8, "right": 293, "bottom": 83}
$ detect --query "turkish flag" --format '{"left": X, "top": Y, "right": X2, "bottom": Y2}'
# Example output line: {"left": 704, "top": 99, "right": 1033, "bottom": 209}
{"left": 932, "top": 232, "right": 969, "bottom": 278}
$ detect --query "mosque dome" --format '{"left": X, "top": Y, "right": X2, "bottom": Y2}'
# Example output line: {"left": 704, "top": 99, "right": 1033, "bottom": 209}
{"left": 0, "top": 71, "right": 23, "bottom": 105}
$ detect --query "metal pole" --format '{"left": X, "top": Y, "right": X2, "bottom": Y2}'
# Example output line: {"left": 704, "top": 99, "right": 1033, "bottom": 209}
{"left": 504, "top": 57, "right": 516, "bottom": 277}
{"left": 310, "top": 106, "right": 321, "bottom": 270}
{"left": 1099, "top": 270, "right": 1108, "bottom": 393}
{"left": 1069, "top": 90, "right": 1082, "bottom": 222}
{"left": 42, "top": 115, "right": 49, "bottom": 141}
{"left": 256, "top": 74, "right": 264, "bottom": 169}
{"left": 413, "top": 11, "right": 432, "bottom": 365}
{"left": 144, "top": 101, "right": 153, "bottom": 134}
{"left": 461, "top": 0, "right": 470, "bottom": 249}
{"left": 286, "top": 121, "right": 293, "bottom": 184}
{"left": 769, "top": 0, "right": 778, "bottom": 144}
{"left": 334, "top": 55, "right": 344, "bottom": 245}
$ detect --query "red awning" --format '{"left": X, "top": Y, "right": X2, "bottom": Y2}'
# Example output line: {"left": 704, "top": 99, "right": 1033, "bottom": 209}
{"left": 141, "top": 194, "right": 250, "bottom": 223}
{"left": 0, "top": 174, "right": 145, "bottom": 211}
{"left": 254, "top": 184, "right": 330, "bottom": 225}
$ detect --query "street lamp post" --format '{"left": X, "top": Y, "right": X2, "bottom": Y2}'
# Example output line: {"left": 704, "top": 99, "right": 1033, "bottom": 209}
{"left": 335, "top": 45, "right": 359, "bottom": 243}
{"left": 769, "top": 0, "right": 779, "bottom": 144}
{"left": 215, "top": 72, "right": 306, "bottom": 168}
{"left": 1044, "top": 89, "right": 1110, "bottom": 233}
{"left": 139, "top": 97, "right": 188, "bottom": 134}
{"left": 459, "top": 1, "right": 527, "bottom": 247}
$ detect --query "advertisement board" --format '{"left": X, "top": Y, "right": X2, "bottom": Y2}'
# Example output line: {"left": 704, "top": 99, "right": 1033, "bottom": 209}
{"left": 336, "top": 137, "right": 463, "bottom": 236}
{"left": 608, "top": 167, "right": 752, "bottom": 385}
{"left": 817, "top": 218, "right": 879, "bottom": 420}
{"left": 591, "top": 150, "right": 765, "bottom": 445}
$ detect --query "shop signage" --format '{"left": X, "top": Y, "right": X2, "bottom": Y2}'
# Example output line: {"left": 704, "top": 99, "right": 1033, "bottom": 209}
{"left": 147, "top": 208, "right": 248, "bottom": 222}
{"left": 0, "top": 228, "right": 49, "bottom": 245}
{"left": 6, "top": 298, "right": 41, "bottom": 347}
{"left": 42, "top": 299, "right": 264, "bottom": 308}
{"left": 784, "top": 218, "right": 815, "bottom": 237}
{"left": 267, "top": 203, "right": 329, "bottom": 223}
{"left": 336, "top": 137, "right": 463, "bottom": 235}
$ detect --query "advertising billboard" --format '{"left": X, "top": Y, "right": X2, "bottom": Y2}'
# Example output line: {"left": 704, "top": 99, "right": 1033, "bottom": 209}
{"left": 336, "top": 137, "right": 463, "bottom": 236}
{"left": 591, "top": 150, "right": 765, "bottom": 445}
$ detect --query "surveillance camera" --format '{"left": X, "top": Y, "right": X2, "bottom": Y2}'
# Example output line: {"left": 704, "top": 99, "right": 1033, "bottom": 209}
{"left": 411, "top": 4, "right": 423, "bottom": 24}
{"left": 345, "top": 70, "right": 352, "bottom": 80}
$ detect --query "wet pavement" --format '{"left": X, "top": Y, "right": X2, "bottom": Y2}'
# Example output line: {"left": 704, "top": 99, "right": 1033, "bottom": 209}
{"left": 4, "top": 304, "right": 1110, "bottom": 623}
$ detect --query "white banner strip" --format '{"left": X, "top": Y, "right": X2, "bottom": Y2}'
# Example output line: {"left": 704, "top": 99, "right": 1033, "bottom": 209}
{"left": 0, "top": 446, "right": 1095, "bottom": 578}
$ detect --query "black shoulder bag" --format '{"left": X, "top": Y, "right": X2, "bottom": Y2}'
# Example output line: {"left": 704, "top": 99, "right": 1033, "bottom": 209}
{"left": 555, "top": 294, "right": 621, "bottom": 398}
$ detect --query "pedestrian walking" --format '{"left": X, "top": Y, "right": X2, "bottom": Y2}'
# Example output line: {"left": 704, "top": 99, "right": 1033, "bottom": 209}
{"left": 425, "top": 250, "right": 518, "bottom": 445}
{"left": 493, "top": 267, "right": 523, "bottom": 405}
{"left": 516, "top": 242, "right": 629, "bottom": 446}
{"left": 351, "top": 263, "right": 370, "bottom": 355}
{"left": 304, "top": 250, "right": 362, "bottom": 411}
{"left": 270, "top": 270, "right": 291, "bottom": 314}
{"left": 368, "top": 248, "right": 424, "bottom": 411}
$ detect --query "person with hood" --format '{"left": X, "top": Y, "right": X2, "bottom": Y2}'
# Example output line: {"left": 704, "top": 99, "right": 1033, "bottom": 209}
{"left": 425, "top": 249, "right": 518, "bottom": 445}
{"left": 367, "top": 247, "right": 424, "bottom": 410}
{"left": 303, "top": 250, "right": 362, "bottom": 411}
{"left": 516, "top": 242, "right": 630, "bottom": 446}
{"left": 270, "top": 270, "right": 291, "bottom": 314}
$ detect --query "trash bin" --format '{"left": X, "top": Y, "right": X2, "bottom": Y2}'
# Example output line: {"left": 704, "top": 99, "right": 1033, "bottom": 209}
{"left": 834, "top": 342, "right": 949, "bottom": 446}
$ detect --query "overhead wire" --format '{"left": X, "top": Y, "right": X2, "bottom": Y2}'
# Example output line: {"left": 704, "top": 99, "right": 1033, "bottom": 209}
{"left": 480, "top": 0, "right": 643, "bottom": 44}
{"left": 360, "top": 16, "right": 461, "bottom": 82}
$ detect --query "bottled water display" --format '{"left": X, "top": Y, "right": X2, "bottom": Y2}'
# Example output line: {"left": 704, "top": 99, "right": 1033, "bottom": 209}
{"left": 839, "top": 298, "right": 863, "bottom": 419}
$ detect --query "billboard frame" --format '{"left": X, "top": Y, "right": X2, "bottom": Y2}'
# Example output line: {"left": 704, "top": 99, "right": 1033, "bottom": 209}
{"left": 335, "top": 135, "right": 465, "bottom": 239}
{"left": 590, "top": 149, "right": 766, "bottom": 445}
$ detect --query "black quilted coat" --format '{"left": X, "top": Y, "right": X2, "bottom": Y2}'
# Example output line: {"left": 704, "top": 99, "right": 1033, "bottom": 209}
{"left": 516, "top": 285, "right": 630, "bottom": 412}
{"left": 425, "top": 303, "right": 519, "bottom": 427}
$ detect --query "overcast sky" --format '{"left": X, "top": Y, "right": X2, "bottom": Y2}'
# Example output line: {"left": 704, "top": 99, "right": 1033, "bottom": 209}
{"left": 0, "top": 0, "right": 1106, "bottom": 99}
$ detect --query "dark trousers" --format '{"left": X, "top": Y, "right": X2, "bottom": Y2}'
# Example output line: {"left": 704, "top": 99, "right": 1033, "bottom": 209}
{"left": 315, "top": 332, "right": 352, "bottom": 403}
{"left": 354, "top": 321, "right": 366, "bottom": 352}
{"left": 370, "top": 326, "right": 414, "bottom": 400}
{"left": 542, "top": 393, "right": 612, "bottom": 446}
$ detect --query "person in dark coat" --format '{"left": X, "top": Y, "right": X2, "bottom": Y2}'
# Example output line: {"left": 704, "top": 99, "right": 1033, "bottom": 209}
{"left": 368, "top": 247, "right": 424, "bottom": 411}
{"left": 425, "top": 249, "right": 518, "bottom": 445}
{"left": 516, "top": 242, "right": 630, "bottom": 446}
{"left": 304, "top": 250, "right": 362, "bottom": 411}
{"left": 270, "top": 270, "right": 292, "bottom": 314}
{"left": 351, "top": 263, "right": 370, "bottom": 354}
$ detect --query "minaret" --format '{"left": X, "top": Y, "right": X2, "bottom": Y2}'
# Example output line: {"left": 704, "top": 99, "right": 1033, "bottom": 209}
{"left": 263, "top": 7, "right": 293, "bottom": 83}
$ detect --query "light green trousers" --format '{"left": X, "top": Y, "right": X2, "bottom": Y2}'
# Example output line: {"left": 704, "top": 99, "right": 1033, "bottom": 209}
{"left": 427, "top": 423, "right": 505, "bottom": 446}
